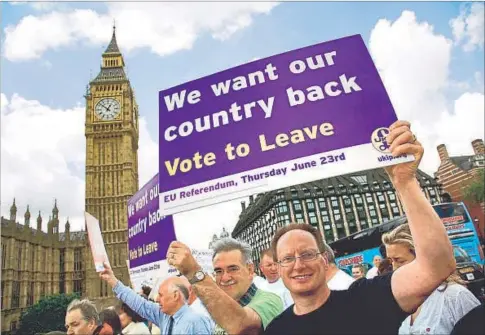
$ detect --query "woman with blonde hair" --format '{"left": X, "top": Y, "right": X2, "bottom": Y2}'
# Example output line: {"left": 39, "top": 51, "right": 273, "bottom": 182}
{"left": 382, "top": 223, "right": 479, "bottom": 334}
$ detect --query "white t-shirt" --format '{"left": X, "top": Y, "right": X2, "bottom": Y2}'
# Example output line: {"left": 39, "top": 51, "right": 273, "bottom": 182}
{"left": 327, "top": 269, "right": 355, "bottom": 290}
{"left": 398, "top": 283, "right": 480, "bottom": 335}
{"left": 252, "top": 275, "right": 267, "bottom": 288}
{"left": 366, "top": 266, "right": 379, "bottom": 279}
{"left": 254, "top": 277, "right": 294, "bottom": 309}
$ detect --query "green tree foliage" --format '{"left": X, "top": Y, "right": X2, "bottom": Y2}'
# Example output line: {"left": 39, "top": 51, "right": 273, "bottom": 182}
{"left": 464, "top": 169, "right": 485, "bottom": 204}
{"left": 17, "top": 293, "right": 80, "bottom": 335}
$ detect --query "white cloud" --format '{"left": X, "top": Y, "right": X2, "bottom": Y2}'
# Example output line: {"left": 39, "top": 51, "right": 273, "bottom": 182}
{"left": 3, "top": 2, "right": 278, "bottom": 61}
{"left": 137, "top": 118, "right": 158, "bottom": 187}
{"left": 370, "top": 11, "right": 452, "bottom": 126}
{"left": 0, "top": 93, "right": 85, "bottom": 231}
{"left": 3, "top": 10, "right": 112, "bottom": 61}
{"left": 0, "top": 93, "right": 9, "bottom": 114}
{"left": 450, "top": 3, "right": 484, "bottom": 51}
{"left": 174, "top": 201, "right": 244, "bottom": 249}
{"left": 369, "top": 10, "right": 484, "bottom": 174}
{"left": 433, "top": 92, "right": 484, "bottom": 155}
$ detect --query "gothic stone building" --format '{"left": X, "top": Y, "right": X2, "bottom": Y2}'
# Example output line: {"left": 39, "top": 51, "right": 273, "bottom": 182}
{"left": 435, "top": 139, "right": 485, "bottom": 239}
{"left": 208, "top": 227, "right": 231, "bottom": 249}
{"left": 232, "top": 168, "right": 442, "bottom": 267}
{"left": 1, "top": 200, "right": 86, "bottom": 334}
{"left": 84, "top": 24, "right": 139, "bottom": 301}
{"left": 1, "top": 26, "right": 141, "bottom": 332}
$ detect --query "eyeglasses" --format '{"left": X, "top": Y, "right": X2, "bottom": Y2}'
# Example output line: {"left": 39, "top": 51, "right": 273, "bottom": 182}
{"left": 213, "top": 265, "right": 241, "bottom": 277}
{"left": 277, "top": 250, "right": 324, "bottom": 267}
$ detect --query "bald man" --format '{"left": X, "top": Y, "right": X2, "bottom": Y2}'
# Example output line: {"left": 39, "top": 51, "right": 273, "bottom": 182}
{"left": 366, "top": 255, "right": 382, "bottom": 279}
{"left": 100, "top": 263, "right": 211, "bottom": 334}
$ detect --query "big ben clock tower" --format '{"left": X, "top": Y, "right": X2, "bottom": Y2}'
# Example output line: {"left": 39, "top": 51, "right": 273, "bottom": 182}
{"left": 84, "top": 25, "right": 139, "bottom": 299}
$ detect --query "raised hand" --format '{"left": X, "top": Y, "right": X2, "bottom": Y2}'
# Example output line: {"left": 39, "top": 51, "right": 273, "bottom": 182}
{"left": 99, "top": 262, "right": 119, "bottom": 288}
{"left": 385, "top": 120, "right": 424, "bottom": 187}
{"left": 166, "top": 241, "right": 201, "bottom": 279}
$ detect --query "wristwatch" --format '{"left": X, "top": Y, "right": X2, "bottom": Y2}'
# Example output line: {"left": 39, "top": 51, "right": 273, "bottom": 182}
{"left": 189, "top": 270, "right": 206, "bottom": 284}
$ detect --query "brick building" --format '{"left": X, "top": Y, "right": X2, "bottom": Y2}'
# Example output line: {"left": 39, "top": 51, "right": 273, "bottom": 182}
{"left": 435, "top": 139, "right": 485, "bottom": 239}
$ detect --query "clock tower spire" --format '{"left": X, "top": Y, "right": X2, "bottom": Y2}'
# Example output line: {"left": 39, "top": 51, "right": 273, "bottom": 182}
{"left": 84, "top": 25, "right": 139, "bottom": 299}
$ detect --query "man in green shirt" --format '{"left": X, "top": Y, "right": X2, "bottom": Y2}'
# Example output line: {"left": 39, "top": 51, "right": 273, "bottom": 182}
{"left": 167, "top": 238, "right": 283, "bottom": 334}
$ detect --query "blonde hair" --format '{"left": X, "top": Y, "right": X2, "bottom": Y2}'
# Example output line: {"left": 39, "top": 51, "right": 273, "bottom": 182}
{"left": 382, "top": 223, "right": 465, "bottom": 287}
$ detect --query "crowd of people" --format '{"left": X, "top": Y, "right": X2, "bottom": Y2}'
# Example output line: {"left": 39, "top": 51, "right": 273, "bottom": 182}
{"left": 41, "top": 121, "right": 482, "bottom": 335}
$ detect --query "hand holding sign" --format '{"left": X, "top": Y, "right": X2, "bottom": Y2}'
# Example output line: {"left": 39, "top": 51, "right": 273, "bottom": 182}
{"left": 384, "top": 120, "right": 423, "bottom": 187}
{"left": 99, "top": 262, "right": 119, "bottom": 288}
{"left": 166, "top": 241, "right": 202, "bottom": 279}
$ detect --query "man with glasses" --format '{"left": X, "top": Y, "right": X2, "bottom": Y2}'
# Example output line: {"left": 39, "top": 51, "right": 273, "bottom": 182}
{"left": 264, "top": 121, "right": 457, "bottom": 334}
{"left": 167, "top": 238, "right": 283, "bottom": 334}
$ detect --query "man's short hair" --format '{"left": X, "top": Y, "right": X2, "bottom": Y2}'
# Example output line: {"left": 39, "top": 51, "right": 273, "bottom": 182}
{"left": 260, "top": 248, "right": 273, "bottom": 260}
{"left": 173, "top": 283, "right": 190, "bottom": 301}
{"left": 322, "top": 242, "right": 336, "bottom": 264}
{"left": 271, "top": 223, "right": 326, "bottom": 262}
{"left": 66, "top": 299, "right": 100, "bottom": 325}
{"left": 212, "top": 237, "right": 253, "bottom": 264}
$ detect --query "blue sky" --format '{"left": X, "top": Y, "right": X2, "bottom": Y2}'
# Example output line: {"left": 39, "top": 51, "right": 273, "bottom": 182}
{"left": 1, "top": 1, "right": 484, "bottom": 247}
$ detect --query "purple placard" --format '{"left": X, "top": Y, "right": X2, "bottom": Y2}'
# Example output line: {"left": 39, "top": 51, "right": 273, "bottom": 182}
{"left": 158, "top": 34, "right": 412, "bottom": 215}
{"left": 127, "top": 174, "right": 176, "bottom": 268}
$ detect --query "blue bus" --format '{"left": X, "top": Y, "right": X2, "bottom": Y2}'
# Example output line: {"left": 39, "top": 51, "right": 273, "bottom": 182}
{"left": 434, "top": 202, "right": 483, "bottom": 264}
{"left": 330, "top": 202, "right": 484, "bottom": 299}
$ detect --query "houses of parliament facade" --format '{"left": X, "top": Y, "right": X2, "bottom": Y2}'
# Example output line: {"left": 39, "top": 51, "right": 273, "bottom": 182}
{"left": 1, "top": 27, "right": 139, "bottom": 334}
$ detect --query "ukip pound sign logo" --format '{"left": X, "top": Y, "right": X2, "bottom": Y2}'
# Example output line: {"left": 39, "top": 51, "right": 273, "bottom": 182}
{"left": 371, "top": 127, "right": 391, "bottom": 153}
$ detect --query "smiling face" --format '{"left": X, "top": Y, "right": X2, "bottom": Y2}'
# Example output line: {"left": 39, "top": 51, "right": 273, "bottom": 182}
{"left": 276, "top": 230, "right": 327, "bottom": 295}
{"left": 260, "top": 254, "right": 280, "bottom": 283}
{"left": 213, "top": 249, "right": 253, "bottom": 301}
{"left": 351, "top": 266, "right": 364, "bottom": 279}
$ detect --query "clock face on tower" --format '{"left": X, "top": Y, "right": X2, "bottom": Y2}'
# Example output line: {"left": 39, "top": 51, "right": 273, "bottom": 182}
{"left": 95, "top": 98, "right": 121, "bottom": 120}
